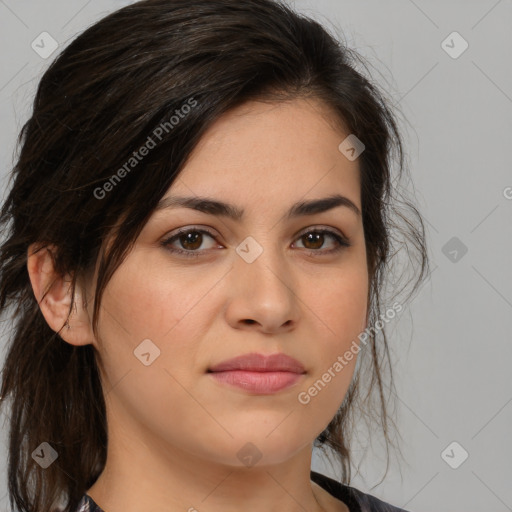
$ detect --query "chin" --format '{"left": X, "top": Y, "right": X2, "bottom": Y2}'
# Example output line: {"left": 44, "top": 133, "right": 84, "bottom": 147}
{"left": 212, "top": 433, "right": 310, "bottom": 469}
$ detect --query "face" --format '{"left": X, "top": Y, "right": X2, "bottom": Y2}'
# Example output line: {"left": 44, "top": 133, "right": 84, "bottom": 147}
{"left": 86, "top": 98, "right": 369, "bottom": 468}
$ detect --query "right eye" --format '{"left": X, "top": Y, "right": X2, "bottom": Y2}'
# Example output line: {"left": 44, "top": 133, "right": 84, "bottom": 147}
{"left": 161, "top": 227, "right": 221, "bottom": 258}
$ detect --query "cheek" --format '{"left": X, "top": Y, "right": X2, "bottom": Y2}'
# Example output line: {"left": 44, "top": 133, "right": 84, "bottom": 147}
{"left": 310, "top": 264, "right": 369, "bottom": 343}
{"left": 97, "top": 250, "right": 210, "bottom": 344}
{"left": 91, "top": 254, "right": 214, "bottom": 437}
{"left": 299, "top": 266, "right": 368, "bottom": 409}
{"left": 93, "top": 248, "right": 225, "bottom": 390}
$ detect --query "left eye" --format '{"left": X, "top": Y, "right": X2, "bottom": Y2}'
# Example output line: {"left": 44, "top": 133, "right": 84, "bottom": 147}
{"left": 161, "top": 227, "right": 350, "bottom": 258}
{"left": 293, "top": 229, "right": 350, "bottom": 253}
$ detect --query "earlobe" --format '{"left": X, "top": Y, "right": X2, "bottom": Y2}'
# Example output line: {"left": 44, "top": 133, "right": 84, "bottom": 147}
{"left": 27, "top": 243, "right": 94, "bottom": 347}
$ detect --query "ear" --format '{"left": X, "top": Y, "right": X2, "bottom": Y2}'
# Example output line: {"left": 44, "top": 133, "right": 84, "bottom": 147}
{"left": 27, "top": 243, "right": 94, "bottom": 347}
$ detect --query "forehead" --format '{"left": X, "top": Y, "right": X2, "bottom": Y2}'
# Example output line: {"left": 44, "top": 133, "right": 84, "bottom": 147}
{"left": 171, "top": 98, "right": 361, "bottom": 210}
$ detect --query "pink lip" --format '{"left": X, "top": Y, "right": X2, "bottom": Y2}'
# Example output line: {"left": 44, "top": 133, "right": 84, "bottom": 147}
{"left": 208, "top": 352, "right": 306, "bottom": 394}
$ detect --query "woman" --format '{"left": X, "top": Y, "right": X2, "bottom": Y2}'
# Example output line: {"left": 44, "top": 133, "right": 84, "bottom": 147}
{"left": 0, "top": 1, "right": 428, "bottom": 511}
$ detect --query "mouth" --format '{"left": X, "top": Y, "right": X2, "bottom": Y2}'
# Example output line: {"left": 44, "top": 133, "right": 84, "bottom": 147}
{"left": 208, "top": 369, "right": 305, "bottom": 394}
{"left": 207, "top": 352, "right": 306, "bottom": 394}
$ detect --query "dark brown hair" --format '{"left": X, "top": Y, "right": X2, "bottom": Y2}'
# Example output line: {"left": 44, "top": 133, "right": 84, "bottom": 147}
{"left": 0, "top": 1, "right": 428, "bottom": 511}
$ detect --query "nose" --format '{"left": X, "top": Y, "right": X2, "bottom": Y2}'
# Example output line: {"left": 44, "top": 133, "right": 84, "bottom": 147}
{"left": 224, "top": 242, "right": 300, "bottom": 334}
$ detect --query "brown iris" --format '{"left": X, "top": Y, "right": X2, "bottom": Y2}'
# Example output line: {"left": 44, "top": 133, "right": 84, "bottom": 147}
{"left": 301, "top": 232, "right": 324, "bottom": 250}
{"left": 179, "top": 231, "right": 203, "bottom": 250}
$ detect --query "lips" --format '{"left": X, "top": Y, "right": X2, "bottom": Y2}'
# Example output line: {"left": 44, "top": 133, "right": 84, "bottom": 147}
{"left": 208, "top": 352, "right": 306, "bottom": 374}
{"left": 208, "top": 353, "right": 306, "bottom": 394}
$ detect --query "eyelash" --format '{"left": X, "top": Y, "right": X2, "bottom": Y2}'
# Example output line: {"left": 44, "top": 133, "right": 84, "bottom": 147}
{"left": 161, "top": 226, "right": 351, "bottom": 258}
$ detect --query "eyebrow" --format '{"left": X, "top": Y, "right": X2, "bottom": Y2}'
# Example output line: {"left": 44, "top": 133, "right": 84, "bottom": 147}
{"left": 155, "top": 193, "right": 361, "bottom": 220}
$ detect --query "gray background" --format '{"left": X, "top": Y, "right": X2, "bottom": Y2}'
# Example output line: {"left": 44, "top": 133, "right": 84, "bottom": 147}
{"left": 0, "top": 1, "right": 511, "bottom": 511}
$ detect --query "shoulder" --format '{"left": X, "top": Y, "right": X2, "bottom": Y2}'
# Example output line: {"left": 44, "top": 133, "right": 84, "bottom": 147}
{"left": 73, "top": 494, "right": 105, "bottom": 512}
{"left": 347, "top": 486, "right": 410, "bottom": 512}
{"left": 311, "top": 470, "right": 411, "bottom": 512}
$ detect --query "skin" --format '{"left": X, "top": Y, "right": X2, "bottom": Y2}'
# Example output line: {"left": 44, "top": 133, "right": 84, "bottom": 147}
{"left": 28, "top": 98, "right": 369, "bottom": 512}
